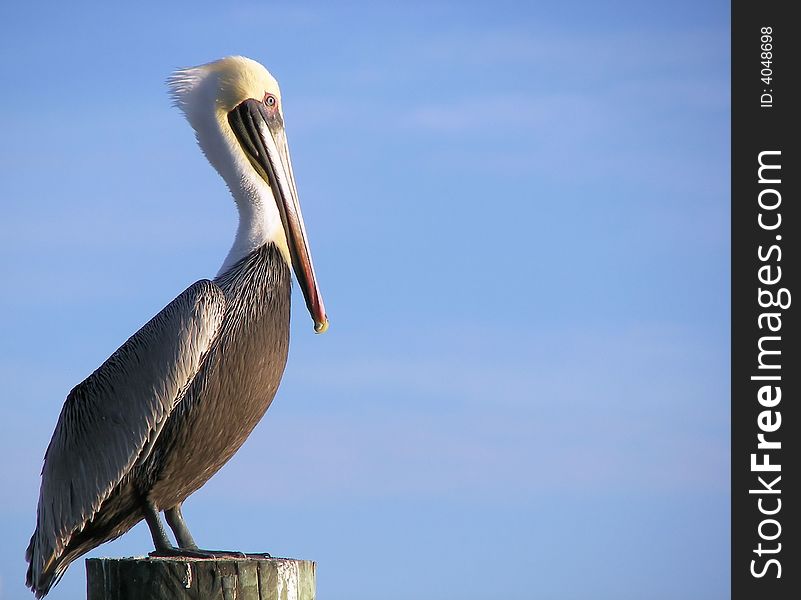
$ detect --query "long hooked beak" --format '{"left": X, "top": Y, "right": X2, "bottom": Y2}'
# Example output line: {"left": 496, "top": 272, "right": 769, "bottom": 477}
{"left": 228, "top": 99, "right": 328, "bottom": 333}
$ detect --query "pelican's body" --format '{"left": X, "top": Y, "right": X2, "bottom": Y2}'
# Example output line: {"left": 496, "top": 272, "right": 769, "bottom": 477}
{"left": 26, "top": 57, "right": 328, "bottom": 598}
{"left": 148, "top": 245, "right": 291, "bottom": 507}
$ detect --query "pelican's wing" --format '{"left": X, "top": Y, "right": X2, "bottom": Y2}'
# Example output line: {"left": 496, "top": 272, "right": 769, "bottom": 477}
{"left": 27, "top": 279, "right": 225, "bottom": 589}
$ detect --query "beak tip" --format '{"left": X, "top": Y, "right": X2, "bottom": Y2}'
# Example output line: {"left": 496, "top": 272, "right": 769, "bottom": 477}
{"left": 314, "top": 318, "right": 329, "bottom": 334}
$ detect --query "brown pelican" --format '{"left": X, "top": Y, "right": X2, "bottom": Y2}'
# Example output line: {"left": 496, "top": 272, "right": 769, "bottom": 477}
{"left": 25, "top": 56, "right": 328, "bottom": 598}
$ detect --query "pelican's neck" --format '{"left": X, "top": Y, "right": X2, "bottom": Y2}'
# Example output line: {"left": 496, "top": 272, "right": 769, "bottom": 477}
{"left": 188, "top": 106, "right": 288, "bottom": 276}
{"left": 218, "top": 181, "right": 286, "bottom": 276}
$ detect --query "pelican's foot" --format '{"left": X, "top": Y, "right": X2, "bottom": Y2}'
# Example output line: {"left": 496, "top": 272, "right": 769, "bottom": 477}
{"left": 149, "top": 547, "right": 225, "bottom": 559}
{"left": 149, "top": 548, "right": 271, "bottom": 559}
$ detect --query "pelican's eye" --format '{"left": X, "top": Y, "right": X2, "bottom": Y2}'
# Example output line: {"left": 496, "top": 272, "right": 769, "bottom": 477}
{"left": 263, "top": 93, "right": 277, "bottom": 108}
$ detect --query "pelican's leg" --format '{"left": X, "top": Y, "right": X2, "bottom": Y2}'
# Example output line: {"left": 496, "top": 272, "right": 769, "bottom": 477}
{"left": 165, "top": 504, "right": 198, "bottom": 550}
{"left": 144, "top": 498, "right": 206, "bottom": 558}
{"left": 142, "top": 498, "right": 174, "bottom": 552}
{"left": 148, "top": 500, "right": 270, "bottom": 559}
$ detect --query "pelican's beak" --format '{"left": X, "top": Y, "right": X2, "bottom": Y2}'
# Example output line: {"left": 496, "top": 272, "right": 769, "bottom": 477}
{"left": 228, "top": 99, "right": 328, "bottom": 333}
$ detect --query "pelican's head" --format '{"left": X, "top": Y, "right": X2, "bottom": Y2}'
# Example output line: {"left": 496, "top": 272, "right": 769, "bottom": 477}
{"left": 169, "top": 56, "right": 327, "bottom": 333}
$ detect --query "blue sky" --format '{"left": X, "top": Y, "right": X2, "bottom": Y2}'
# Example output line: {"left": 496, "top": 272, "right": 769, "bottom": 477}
{"left": 0, "top": 1, "right": 729, "bottom": 598}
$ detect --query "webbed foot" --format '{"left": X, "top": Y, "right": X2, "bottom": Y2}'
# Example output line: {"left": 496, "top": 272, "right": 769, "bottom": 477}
{"left": 149, "top": 548, "right": 271, "bottom": 559}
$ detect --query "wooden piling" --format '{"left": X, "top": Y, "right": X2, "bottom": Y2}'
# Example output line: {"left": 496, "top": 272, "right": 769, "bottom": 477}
{"left": 86, "top": 557, "right": 315, "bottom": 600}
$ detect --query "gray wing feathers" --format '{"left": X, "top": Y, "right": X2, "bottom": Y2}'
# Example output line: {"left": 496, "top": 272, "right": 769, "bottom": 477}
{"left": 27, "top": 279, "right": 225, "bottom": 583}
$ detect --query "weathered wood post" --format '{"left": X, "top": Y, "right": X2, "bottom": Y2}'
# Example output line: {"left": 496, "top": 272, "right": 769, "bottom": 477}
{"left": 86, "top": 557, "right": 315, "bottom": 600}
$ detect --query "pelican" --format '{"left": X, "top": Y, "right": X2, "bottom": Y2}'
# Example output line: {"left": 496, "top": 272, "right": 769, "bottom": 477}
{"left": 25, "top": 56, "right": 328, "bottom": 598}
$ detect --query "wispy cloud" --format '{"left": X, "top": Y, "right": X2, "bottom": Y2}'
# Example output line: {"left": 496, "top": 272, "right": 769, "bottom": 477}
{"left": 414, "top": 28, "right": 729, "bottom": 73}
